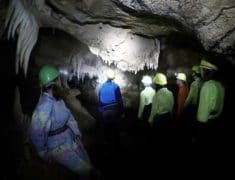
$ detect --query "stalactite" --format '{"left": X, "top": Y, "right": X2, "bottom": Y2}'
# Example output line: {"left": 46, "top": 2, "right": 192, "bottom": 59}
{"left": 88, "top": 32, "right": 160, "bottom": 73}
{"left": 5, "top": 0, "right": 39, "bottom": 76}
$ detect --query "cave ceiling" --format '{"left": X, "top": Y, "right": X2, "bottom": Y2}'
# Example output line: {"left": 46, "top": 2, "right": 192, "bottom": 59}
{"left": 0, "top": 0, "right": 235, "bottom": 75}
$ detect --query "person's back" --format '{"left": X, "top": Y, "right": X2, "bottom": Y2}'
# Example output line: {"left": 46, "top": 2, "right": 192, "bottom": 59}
{"left": 98, "top": 70, "right": 123, "bottom": 113}
{"left": 184, "top": 66, "right": 203, "bottom": 140}
{"left": 185, "top": 78, "right": 202, "bottom": 107}
{"left": 98, "top": 69, "right": 123, "bottom": 155}
{"left": 99, "top": 81, "right": 119, "bottom": 105}
{"left": 148, "top": 73, "right": 174, "bottom": 176}
{"left": 197, "top": 80, "right": 224, "bottom": 123}
{"left": 197, "top": 59, "right": 225, "bottom": 123}
{"left": 148, "top": 73, "right": 174, "bottom": 126}
{"left": 149, "top": 87, "right": 174, "bottom": 125}
{"left": 175, "top": 73, "right": 188, "bottom": 120}
{"left": 138, "top": 75, "right": 155, "bottom": 121}
{"left": 185, "top": 66, "right": 202, "bottom": 108}
{"left": 194, "top": 59, "right": 225, "bottom": 178}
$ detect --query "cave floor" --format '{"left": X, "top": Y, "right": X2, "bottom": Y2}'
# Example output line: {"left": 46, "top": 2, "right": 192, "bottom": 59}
{"left": 5, "top": 109, "right": 232, "bottom": 180}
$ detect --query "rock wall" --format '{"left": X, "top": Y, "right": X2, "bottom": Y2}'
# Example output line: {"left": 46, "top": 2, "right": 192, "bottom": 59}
{"left": 1, "top": 0, "right": 234, "bottom": 75}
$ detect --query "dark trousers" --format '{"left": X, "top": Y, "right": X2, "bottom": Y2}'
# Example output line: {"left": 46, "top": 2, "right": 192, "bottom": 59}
{"left": 151, "top": 113, "right": 175, "bottom": 178}
{"left": 152, "top": 112, "right": 173, "bottom": 149}
{"left": 194, "top": 117, "right": 222, "bottom": 151}
{"left": 101, "top": 109, "right": 121, "bottom": 154}
{"left": 142, "top": 104, "right": 152, "bottom": 121}
{"left": 184, "top": 104, "right": 197, "bottom": 139}
{"left": 193, "top": 117, "right": 227, "bottom": 178}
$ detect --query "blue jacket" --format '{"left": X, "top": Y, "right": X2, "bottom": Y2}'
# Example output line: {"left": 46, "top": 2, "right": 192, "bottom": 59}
{"left": 98, "top": 80, "right": 123, "bottom": 112}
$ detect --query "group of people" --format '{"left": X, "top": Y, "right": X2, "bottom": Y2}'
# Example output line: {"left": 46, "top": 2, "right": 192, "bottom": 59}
{"left": 28, "top": 58, "right": 225, "bottom": 178}
{"left": 137, "top": 58, "right": 225, "bottom": 146}
{"left": 28, "top": 66, "right": 124, "bottom": 179}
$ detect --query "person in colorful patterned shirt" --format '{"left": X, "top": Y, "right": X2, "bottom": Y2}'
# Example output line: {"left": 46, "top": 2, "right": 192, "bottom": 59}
{"left": 28, "top": 65, "right": 97, "bottom": 177}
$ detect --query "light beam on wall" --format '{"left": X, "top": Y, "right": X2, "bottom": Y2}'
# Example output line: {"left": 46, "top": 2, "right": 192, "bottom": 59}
{"left": 87, "top": 24, "right": 160, "bottom": 73}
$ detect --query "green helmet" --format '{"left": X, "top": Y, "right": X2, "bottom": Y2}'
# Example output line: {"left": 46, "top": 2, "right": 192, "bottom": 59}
{"left": 39, "top": 65, "right": 59, "bottom": 86}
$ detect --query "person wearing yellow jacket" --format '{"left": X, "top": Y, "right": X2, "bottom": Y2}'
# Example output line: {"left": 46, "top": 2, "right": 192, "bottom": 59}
{"left": 197, "top": 59, "right": 225, "bottom": 123}
{"left": 148, "top": 73, "right": 174, "bottom": 127}
{"left": 148, "top": 73, "right": 174, "bottom": 176}
{"left": 184, "top": 65, "right": 203, "bottom": 140}
{"left": 185, "top": 65, "right": 202, "bottom": 108}
{"left": 137, "top": 75, "right": 155, "bottom": 121}
{"left": 195, "top": 58, "right": 225, "bottom": 154}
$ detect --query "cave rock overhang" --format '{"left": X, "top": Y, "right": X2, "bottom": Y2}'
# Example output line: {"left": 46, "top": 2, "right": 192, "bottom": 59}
{"left": 3, "top": 0, "right": 161, "bottom": 76}
{"left": 2, "top": 0, "right": 235, "bottom": 76}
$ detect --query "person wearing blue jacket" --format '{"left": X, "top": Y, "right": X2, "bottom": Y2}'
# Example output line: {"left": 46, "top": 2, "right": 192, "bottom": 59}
{"left": 98, "top": 69, "right": 124, "bottom": 154}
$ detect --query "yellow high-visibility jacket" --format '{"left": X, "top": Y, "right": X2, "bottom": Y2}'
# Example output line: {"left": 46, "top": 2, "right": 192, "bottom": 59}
{"left": 148, "top": 87, "right": 174, "bottom": 125}
{"left": 185, "top": 78, "right": 202, "bottom": 107}
{"left": 137, "top": 86, "right": 155, "bottom": 119}
{"left": 197, "top": 80, "right": 225, "bottom": 123}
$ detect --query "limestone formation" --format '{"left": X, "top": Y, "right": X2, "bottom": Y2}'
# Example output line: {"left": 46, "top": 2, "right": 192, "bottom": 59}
{"left": 1, "top": 0, "right": 234, "bottom": 75}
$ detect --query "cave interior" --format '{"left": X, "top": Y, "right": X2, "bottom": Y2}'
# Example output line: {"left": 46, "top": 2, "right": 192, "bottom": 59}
{"left": 1, "top": 0, "right": 235, "bottom": 179}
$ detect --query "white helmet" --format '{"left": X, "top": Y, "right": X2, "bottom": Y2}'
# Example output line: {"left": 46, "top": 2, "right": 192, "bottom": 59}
{"left": 141, "top": 75, "right": 152, "bottom": 85}
{"left": 176, "top": 73, "right": 187, "bottom": 81}
{"left": 106, "top": 69, "right": 115, "bottom": 79}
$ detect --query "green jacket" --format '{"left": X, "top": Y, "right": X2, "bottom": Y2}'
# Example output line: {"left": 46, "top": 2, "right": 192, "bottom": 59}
{"left": 148, "top": 87, "right": 174, "bottom": 124}
{"left": 185, "top": 78, "right": 202, "bottom": 107}
{"left": 138, "top": 86, "right": 155, "bottom": 119}
{"left": 197, "top": 80, "right": 225, "bottom": 123}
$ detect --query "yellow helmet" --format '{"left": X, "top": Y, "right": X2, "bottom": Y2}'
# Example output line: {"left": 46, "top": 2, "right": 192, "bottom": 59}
{"left": 141, "top": 75, "right": 152, "bottom": 85}
{"left": 153, "top": 73, "right": 167, "bottom": 85}
{"left": 106, "top": 69, "right": 115, "bottom": 79}
{"left": 176, "top": 73, "right": 187, "bottom": 81}
{"left": 200, "top": 59, "right": 218, "bottom": 70}
{"left": 192, "top": 65, "right": 200, "bottom": 74}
